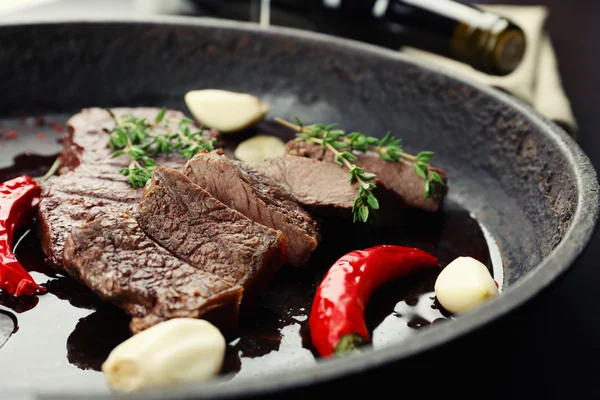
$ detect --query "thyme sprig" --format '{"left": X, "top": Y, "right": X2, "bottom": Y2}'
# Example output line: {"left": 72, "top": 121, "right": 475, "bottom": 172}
{"left": 106, "top": 108, "right": 216, "bottom": 188}
{"left": 277, "top": 118, "right": 378, "bottom": 223}
{"left": 275, "top": 117, "right": 444, "bottom": 223}
{"left": 335, "top": 128, "right": 443, "bottom": 199}
{"left": 36, "top": 157, "right": 62, "bottom": 183}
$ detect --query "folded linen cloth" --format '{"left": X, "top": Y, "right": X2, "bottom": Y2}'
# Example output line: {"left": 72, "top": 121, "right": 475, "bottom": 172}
{"left": 401, "top": 5, "right": 577, "bottom": 137}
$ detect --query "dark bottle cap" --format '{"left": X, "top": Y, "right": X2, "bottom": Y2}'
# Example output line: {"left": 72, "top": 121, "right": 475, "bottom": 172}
{"left": 452, "top": 14, "right": 526, "bottom": 76}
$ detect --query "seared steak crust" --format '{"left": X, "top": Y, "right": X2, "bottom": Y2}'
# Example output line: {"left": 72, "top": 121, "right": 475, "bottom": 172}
{"left": 183, "top": 150, "right": 320, "bottom": 267}
{"left": 137, "top": 167, "right": 287, "bottom": 302}
{"left": 38, "top": 107, "right": 190, "bottom": 269}
{"left": 62, "top": 211, "right": 244, "bottom": 334}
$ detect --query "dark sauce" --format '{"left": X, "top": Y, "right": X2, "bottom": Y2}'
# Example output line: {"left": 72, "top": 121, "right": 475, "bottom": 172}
{"left": 0, "top": 153, "right": 60, "bottom": 183}
{"left": 221, "top": 200, "right": 498, "bottom": 379}
{"left": 0, "top": 113, "right": 66, "bottom": 180}
{"left": 0, "top": 115, "right": 501, "bottom": 389}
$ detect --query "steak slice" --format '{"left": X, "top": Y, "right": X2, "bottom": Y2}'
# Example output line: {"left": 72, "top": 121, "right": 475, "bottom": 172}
{"left": 58, "top": 107, "right": 190, "bottom": 172}
{"left": 137, "top": 167, "right": 287, "bottom": 303}
{"left": 38, "top": 108, "right": 200, "bottom": 270}
{"left": 62, "top": 211, "right": 244, "bottom": 334}
{"left": 182, "top": 150, "right": 320, "bottom": 267}
{"left": 250, "top": 154, "right": 403, "bottom": 219}
{"left": 285, "top": 139, "right": 448, "bottom": 212}
{"left": 38, "top": 164, "right": 141, "bottom": 268}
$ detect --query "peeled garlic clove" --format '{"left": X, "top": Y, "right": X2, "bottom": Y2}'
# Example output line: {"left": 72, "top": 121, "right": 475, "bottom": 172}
{"left": 234, "top": 134, "right": 286, "bottom": 163}
{"left": 434, "top": 256, "right": 499, "bottom": 315}
{"left": 101, "top": 318, "right": 225, "bottom": 393}
{"left": 184, "top": 89, "right": 269, "bottom": 133}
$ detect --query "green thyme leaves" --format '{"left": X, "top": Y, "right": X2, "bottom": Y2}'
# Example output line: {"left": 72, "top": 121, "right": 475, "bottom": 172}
{"left": 378, "top": 131, "right": 403, "bottom": 162}
{"left": 154, "top": 107, "right": 167, "bottom": 124}
{"left": 106, "top": 107, "right": 216, "bottom": 188}
{"left": 335, "top": 151, "right": 358, "bottom": 166}
{"left": 413, "top": 151, "right": 443, "bottom": 199}
{"left": 274, "top": 117, "right": 444, "bottom": 223}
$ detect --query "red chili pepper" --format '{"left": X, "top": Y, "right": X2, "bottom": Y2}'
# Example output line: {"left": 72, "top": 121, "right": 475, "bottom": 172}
{"left": 0, "top": 176, "right": 46, "bottom": 296}
{"left": 309, "top": 245, "right": 438, "bottom": 357}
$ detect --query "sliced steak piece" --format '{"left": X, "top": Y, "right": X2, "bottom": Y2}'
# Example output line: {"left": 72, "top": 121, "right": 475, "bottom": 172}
{"left": 38, "top": 164, "right": 140, "bottom": 268}
{"left": 58, "top": 107, "right": 190, "bottom": 173}
{"left": 38, "top": 107, "right": 204, "bottom": 270}
{"left": 250, "top": 154, "right": 402, "bottom": 219}
{"left": 62, "top": 211, "right": 244, "bottom": 334}
{"left": 285, "top": 139, "right": 448, "bottom": 212}
{"left": 137, "top": 167, "right": 287, "bottom": 303}
{"left": 182, "top": 150, "right": 320, "bottom": 267}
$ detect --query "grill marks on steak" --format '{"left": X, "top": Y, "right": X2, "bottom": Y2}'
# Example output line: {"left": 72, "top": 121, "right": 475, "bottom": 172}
{"left": 62, "top": 211, "right": 244, "bottom": 334}
{"left": 38, "top": 108, "right": 189, "bottom": 269}
{"left": 137, "top": 167, "right": 287, "bottom": 302}
{"left": 183, "top": 150, "right": 320, "bottom": 267}
{"left": 285, "top": 139, "right": 448, "bottom": 212}
{"left": 58, "top": 165, "right": 286, "bottom": 334}
{"left": 38, "top": 189, "right": 129, "bottom": 268}
{"left": 38, "top": 164, "right": 142, "bottom": 270}
{"left": 38, "top": 108, "right": 319, "bottom": 333}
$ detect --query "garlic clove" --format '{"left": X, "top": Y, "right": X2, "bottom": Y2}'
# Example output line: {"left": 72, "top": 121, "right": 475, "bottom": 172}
{"left": 101, "top": 318, "right": 226, "bottom": 393}
{"left": 434, "top": 256, "right": 499, "bottom": 315}
{"left": 234, "top": 134, "right": 286, "bottom": 163}
{"left": 184, "top": 89, "right": 269, "bottom": 133}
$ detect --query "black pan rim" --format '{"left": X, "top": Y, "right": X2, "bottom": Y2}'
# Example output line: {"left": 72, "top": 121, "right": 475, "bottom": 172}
{"left": 0, "top": 15, "right": 598, "bottom": 400}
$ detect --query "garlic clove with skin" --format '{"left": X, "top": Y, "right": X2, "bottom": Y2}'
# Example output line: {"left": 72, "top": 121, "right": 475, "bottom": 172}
{"left": 434, "top": 256, "right": 499, "bottom": 315}
{"left": 234, "top": 134, "right": 286, "bottom": 163}
{"left": 101, "top": 318, "right": 226, "bottom": 393}
{"left": 184, "top": 89, "right": 270, "bottom": 133}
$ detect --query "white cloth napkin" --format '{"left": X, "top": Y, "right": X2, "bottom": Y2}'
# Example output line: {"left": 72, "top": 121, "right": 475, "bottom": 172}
{"left": 401, "top": 5, "right": 578, "bottom": 137}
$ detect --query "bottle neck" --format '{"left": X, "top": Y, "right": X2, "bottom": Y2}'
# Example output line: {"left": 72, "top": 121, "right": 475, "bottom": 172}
{"left": 451, "top": 10, "right": 526, "bottom": 75}
{"left": 383, "top": 0, "right": 526, "bottom": 75}
{"left": 191, "top": 0, "right": 526, "bottom": 75}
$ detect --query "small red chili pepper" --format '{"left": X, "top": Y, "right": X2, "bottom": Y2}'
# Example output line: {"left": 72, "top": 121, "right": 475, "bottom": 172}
{"left": 0, "top": 176, "right": 46, "bottom": 296}
{"left": 309, "top": 245, "right": 438, "bottom": 357}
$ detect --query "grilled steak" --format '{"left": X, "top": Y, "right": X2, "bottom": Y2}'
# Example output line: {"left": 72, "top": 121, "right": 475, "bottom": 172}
{"left": 58, "top": 107, "right": 189, "bottom": 173}
{"left": 38, "top": 164, "right": 140, "bottom": 269}
{"left": 38, "top": 108, "right": 196, "bottom": 270}
{"left": 285, "top": 139, "right": 448, "bottom": 212}
{"left": 249, "top": 155, "right": 392, "bottom": 217}
{"left": 183, "top": 150, "right": 320, "bottom": 267}
{"left": 137, "top": 167, "right": 287, "bottom": 302}
{"left": 62, "top": 211, "right": 244, "bottom": 334}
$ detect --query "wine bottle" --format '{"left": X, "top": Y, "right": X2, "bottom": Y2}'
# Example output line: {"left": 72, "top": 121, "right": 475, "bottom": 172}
{"left": 189, "top": 0, "right": 526, "bottom": 76}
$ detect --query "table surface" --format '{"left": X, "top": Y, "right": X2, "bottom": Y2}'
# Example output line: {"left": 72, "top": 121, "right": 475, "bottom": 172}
{"left": 3, "top": 0, "right": 600, "bottom": 398}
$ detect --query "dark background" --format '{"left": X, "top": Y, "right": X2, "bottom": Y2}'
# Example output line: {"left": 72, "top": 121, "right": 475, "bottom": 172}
{"left": 4, "top": 0, "right": 599, "bottom": 398}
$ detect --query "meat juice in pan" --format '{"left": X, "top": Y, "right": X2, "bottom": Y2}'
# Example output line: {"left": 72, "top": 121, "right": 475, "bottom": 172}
{"left": 0, "top": 114, "right": 501, "bottom": 386}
